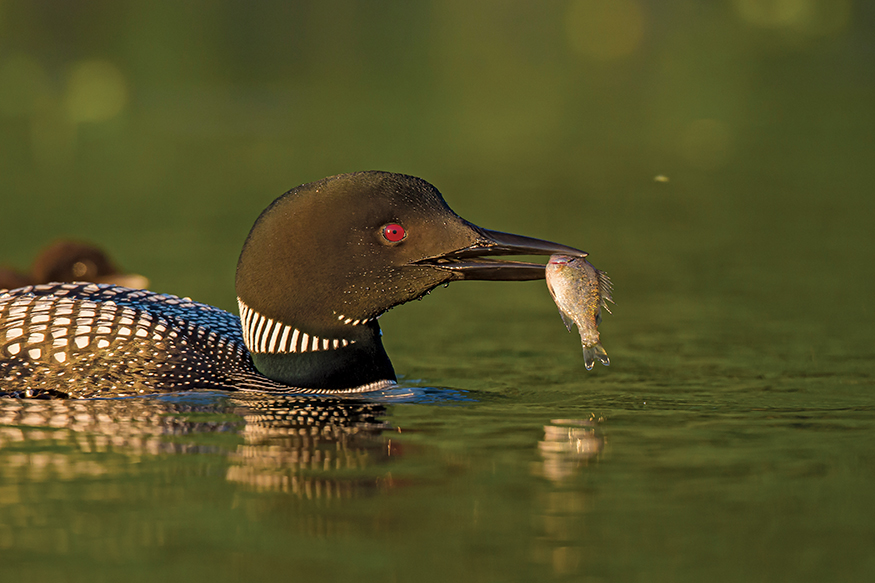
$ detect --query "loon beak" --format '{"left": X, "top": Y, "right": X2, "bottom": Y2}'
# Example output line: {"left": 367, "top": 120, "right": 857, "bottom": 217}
{"left": 421, "top": 225, "right": 588, "bottom": 281}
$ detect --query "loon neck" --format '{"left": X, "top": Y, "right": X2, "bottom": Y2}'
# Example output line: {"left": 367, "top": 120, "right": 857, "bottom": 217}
{"left": 236, "top": 298, "right": 395, "bottom": 391}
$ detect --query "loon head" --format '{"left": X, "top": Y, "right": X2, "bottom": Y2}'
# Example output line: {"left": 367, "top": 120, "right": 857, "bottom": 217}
{"left": 235, "top": 171, "right": 586, "bottom": 391}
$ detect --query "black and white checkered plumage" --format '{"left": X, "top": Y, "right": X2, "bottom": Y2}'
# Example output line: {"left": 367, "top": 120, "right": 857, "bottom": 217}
{"left": 0, "top": 283, "right": 389, "bottom": 398}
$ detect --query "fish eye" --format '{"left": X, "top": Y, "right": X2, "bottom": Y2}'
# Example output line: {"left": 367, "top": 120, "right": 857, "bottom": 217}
{"left": 382, "top": 223, "right": 406, "bottom": 243}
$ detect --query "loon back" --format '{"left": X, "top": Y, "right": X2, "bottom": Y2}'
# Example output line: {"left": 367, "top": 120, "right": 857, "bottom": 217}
{"left": 0, "top": 283, "right": 392, "bottom": 398}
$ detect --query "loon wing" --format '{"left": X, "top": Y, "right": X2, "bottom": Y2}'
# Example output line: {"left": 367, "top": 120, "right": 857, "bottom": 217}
{"left": 0, "top": 283, "right": 253, "bottom": 398}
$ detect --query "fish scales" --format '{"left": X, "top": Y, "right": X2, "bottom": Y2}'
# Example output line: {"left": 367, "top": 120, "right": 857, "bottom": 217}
{"left": 545, "top": 254, "right": 613, "bottom": 370}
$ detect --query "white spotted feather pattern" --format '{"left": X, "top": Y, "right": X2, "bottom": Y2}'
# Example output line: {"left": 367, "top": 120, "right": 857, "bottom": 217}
{"left": 0, "top": 283, "right": 392, "bottom": 398}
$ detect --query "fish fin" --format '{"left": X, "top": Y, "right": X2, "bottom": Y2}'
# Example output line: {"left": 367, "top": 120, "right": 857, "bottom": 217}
{"left": 596, "top": 270, "right": 614, "bottom": 314}
{"left": 546, "top": 278, "right": 559, "bottom": 303}
{"left": 559, "top": 310, "right": 575, "bottom": 332}
{"left": 582, "top": 342, "right": 609, "bottom": 371}
{"left": 547, "top": 278, "right": 576, "bottom": 332}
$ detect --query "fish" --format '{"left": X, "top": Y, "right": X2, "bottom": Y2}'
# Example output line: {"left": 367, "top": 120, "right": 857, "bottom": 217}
{"left": 545, "top": 254, "right": 613, "bottom": 370}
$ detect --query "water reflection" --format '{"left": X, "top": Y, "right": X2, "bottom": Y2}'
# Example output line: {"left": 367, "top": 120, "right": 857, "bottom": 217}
{"left": 535, "top": 418, "right": 604, "bottom": 483}
{"left": 0, "top": 392, "right": 392, "bottom": 496}
{"left": 532, "top": 418, "right": 604, "bottom": 579}
{"left": 226, "top": 393, "right": 392, "bottom": 496}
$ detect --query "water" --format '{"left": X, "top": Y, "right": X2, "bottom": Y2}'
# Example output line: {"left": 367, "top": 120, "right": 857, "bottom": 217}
{"left": 0, "top": 292, "right": 871, "bottom": 581}
{"left": 1, "top": 2, "right": 874, "bottom": 581}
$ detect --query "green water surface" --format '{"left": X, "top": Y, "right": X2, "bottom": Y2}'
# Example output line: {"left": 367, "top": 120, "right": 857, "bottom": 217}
{"left": 1, "top": 2, "right": 873, "bottom": 582}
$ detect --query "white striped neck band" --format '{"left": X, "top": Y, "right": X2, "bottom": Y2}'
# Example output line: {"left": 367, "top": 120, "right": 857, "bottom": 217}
{"left": 237, "top": 298, "right": 355, "bottom": 355}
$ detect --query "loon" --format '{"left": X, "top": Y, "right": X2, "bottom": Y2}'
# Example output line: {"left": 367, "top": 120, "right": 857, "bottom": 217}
{"left": 0, "top": 240, "right": 149, "bottom": 291}
{"left": 0, "top": 172, "right": 586, "bottom": 399}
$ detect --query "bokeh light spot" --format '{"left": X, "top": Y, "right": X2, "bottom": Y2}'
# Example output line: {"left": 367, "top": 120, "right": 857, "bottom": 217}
{"left": 63, "top": 60, "right": 128, "bottom": 124}
{"left": 734, "top": 0, "right": 812, "bottom": 28}
{"left": 733, "top": 0, "right": 851, "bottom": 37}
{"left": 566, "top": 0, "right": 645, "bottom": 61}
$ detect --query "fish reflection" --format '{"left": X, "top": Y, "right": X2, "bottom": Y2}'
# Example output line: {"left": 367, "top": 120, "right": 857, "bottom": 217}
{"left": 0, "top": 393, "right": 392, "bottom": 496}
{"left": 535, "top": 418, "right": 604, "bottom": 483}
{"left": 532, "top": 418, "right": 605, "bottom": 578}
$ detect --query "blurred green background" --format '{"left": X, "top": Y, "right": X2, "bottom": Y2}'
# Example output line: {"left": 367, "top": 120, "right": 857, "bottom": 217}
{"left": 2, "top": 3, "right": 875, "bottom": 582}
{"left": 0, "top": 0, "right": 872, "bottom": 366}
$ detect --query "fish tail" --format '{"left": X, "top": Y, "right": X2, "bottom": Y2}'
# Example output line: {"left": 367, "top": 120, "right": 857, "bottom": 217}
{"left": 582, "top": 342, "right": 610, "bottom": 371}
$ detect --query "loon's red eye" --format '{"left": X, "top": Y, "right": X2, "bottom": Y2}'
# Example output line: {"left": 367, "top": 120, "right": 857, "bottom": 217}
{"left": 382, "top": 223, "right": 406, "bottom": 242}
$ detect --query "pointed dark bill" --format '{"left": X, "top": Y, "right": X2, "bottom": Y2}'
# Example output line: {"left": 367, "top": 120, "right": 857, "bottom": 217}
{"left": 421, "top": 226, "right": 588, "bottom": 281}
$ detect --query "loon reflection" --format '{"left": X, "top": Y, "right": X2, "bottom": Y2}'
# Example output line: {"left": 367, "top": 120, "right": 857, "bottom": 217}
{"left": 0, "top": 392, "right": 602, "bottom": 497}
{"left": 0, "top": 391, "right": 605, "bottom": 568}
{"left": 0, "top": 393, "right": 393, "bottom": 496}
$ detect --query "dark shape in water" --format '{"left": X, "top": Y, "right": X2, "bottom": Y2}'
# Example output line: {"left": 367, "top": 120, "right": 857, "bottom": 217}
{"left": 0, "top": 240, "right": 148, "bottom": 291}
